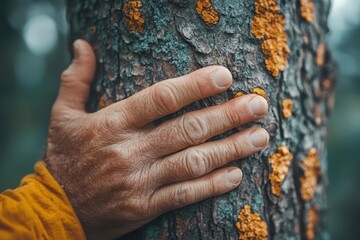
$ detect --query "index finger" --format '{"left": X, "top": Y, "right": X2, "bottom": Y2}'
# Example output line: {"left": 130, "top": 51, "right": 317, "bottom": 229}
{"left": 109, "top": 66, "right": 233, "bottom": 128}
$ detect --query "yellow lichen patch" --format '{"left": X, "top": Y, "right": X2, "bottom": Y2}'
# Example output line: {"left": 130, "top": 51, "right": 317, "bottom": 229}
{"left": 235, "top": 92, "right": 246, "bottom": 98}
{"left": 300, "top": 0, "right": 315, "bottom": 23}
{"left": 196, "top": 0, "right": 219, "bottom": 26}
{"left": 300, "top": 148, "right": 321, "bottom": 201}
{"left": 123, "top": 0, "right": 144, "bottom": 33}
{"left": 251, "top": 0, "right": 290, "bottom": 77}
{"left": 235, "top": 205, "right": 268, "bottom": 240}
{"left": 281, "top": 99, "right": 293, "bottom": 119}
{"left": 252, "top": 87, "right": 269, "bottom": 103}
{"left": 268, "top": 146, "right": 293, "bottom": 196}
{"left": 306, "top": 207, "right": 318, "bottom": 240}
{"left": 316, "top": 42, "right": 326, "bottom": 66}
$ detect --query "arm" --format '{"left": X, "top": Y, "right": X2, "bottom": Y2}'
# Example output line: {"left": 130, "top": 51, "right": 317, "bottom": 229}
{"left": 0, "top": 162, "right": 85, "bottom": 240}
{"left": 1, "top": 40, "right": 269, "bottom": 240}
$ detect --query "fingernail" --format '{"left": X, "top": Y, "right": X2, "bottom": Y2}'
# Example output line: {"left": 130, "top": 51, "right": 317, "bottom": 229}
{"left": 73, "top": 40, "right": 82, "bottom": 59}
{"left": 212, "top": 67, "right": 233, "bottom": 87}
{"left": 227, "top": 168, "right": 242, "bottom": 185}
{"left": 249, "top": 96, "right": 268, "bottom": 116}
{"left": 249, "top": 128, "right": 269, "bottom": 148}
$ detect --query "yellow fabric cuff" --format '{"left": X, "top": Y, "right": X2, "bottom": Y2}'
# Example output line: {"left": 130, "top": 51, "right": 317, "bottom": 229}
{"left": 0, "top": 162, "right": 86, "bottom": 240}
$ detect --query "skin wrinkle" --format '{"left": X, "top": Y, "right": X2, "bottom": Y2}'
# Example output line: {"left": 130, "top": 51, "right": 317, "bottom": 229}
{"left": 180, "top": 113, "right": 209, "bottom": 146}
{"left": 230, "top": 139, "right": 245, "bottom": 161}
{"left": 42, "top": 41, "right": 269, "bottom": 239}
{"left": 144, "top": 126, "right": 177, "bottom": 157}
{"left": 151, "top": 127, "right": 263, "bottom": 188}
{"left": 184, "top": 149, "right": 208, "bottom": 178}
{"left": 183, "top": 74, "right": 205, "bottom": 100}
{"left": 151, "top": 82, "right": 182, "bottom": 116}
{"left": 228, "top": 101, "right": 244, "bottom": 127}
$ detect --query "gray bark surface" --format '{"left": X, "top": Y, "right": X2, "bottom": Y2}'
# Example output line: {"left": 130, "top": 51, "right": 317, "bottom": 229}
{"left": 67, "top": 0, "right": 335, "bottom": 239}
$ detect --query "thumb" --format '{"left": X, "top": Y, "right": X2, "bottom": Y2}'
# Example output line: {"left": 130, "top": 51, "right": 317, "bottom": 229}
{"left": 55, "top": 39, "right": 96, "bottom": 112}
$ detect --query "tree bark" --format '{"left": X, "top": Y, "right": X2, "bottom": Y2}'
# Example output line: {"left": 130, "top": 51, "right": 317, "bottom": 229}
{"left": 66, "top": 0, "right": 335, "bottom": 239}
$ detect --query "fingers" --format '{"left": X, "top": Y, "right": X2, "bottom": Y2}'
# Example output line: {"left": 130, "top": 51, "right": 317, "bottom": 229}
{"left": 149, "top": 167, "right": 242, "bottom": 215}
{"left": 144, "top": 94, "right": 268, "bottom": 157}
{"left": 54, "top": 39, "right": 96, "bottom": 113}
{"left": 150, "top": 127, "right": 269, "bottom": 186}
{"left": 109, "top": 66, "right": 233, "bottom": 128}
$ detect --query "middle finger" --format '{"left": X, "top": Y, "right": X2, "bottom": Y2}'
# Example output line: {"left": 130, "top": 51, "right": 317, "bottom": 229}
{"left": 143, "top": 94, "right": 268, "bottom": 158}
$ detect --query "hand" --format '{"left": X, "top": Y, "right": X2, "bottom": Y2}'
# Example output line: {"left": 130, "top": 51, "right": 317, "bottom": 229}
{"left": 44, "top": 40, "right": 269, "bottom": 240}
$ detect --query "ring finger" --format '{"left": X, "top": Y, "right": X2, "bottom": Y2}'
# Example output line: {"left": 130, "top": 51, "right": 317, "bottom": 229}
{"left": 149, "top": 127, "right": 269, "bottom": 187}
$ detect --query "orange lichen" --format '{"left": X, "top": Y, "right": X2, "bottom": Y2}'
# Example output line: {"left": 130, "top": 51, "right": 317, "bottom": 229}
{"left": 300, "top": 148, "right": 321, "bottom": 201}
{"left": 235, "top": 92, "right": 246, "bottom": 98}
{"left": 268, "top": 146, "right": 293, "bottom": 196}
{"left": 281, "top": 99, "right": 293, "bottom": 119}
{"left": 327, "top": 94, "right": 335, "bottom": 111}
{"left": 251, "top": 0, "right": 290, "bottom": 77}
{"left": 316, "top": 42, "right": 326, "bottom": 66}
{"left": 306, "top": 207, "right": 318, "bottom": 240}
{"left": 196, "top": 0, "right": 219, "bottom": 26}
{"left": 322, "top": 79, "right": 333, "bottom": 91}
{"left": 123, "top": 0, "right": 144, "bottom": 33}
{"left": 235, "top": 205, "right": 268, "bottom": 240}
{"left": 300, "top": 0, "right": 315, "bottom": 23}
{"left": 312, "top": 106, "right": 322, "bottom": 126}
{"left": 252, "top": 87, "right": 269, "bottom": 103}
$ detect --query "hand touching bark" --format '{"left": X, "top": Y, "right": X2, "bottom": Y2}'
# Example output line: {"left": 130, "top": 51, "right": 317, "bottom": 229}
{"left": 44, "top": 40, "right": 269, "bottom": 240}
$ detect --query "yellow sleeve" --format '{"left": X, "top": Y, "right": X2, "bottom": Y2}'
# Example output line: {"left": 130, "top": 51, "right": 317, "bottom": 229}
{"left": 0, "top": 162, "right": 86, "bottom": 240}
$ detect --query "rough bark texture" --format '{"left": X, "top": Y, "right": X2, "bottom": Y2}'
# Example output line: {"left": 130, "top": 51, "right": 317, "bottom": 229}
{"left": 67, "top": 0, "right": 335, "bottom": 239}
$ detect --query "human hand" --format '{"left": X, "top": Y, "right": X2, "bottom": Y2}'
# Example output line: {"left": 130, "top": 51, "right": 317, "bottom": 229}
{"left": 44, "top": 39, "right": 269, "bottom": 240}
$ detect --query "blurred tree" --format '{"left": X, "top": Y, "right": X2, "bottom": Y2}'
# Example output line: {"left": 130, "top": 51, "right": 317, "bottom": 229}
{"left": 67, "top": 0, "right": 335, "bottom": 239}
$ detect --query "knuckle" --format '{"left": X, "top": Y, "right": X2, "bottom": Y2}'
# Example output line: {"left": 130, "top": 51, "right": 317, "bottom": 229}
{"left": 183, "top": 150, "right": 208, "bottom": 178}
{"left": 185, "top": 74, "right": 203, "bottom": 98}
{"left": 224, "top": 106, "right": 242, "bottom": 126}
{"left": 111, "top": 147, "right": 139, "bottom": 172}
{"left": 151, "top": 82, "right": 179, "bottom": 115}
{"left": 176, "top": 185, "right": 196, "bottom": 207}
{"left": 50, "top": 102, "right": 75, "bottom": 122}
{"left": 100, "top": 110, "right": 126, "bottom": 132}
{"left": 92, "top": 109, "right": 130, "bottom": 139}
{"left": 60, "top": 69, "right": 77, "bottom": 87}
{"left": 180, "top": 113, "right": 208, "bottom": 145}
{"left": 230, "top": 138, "right": 244, "bottom": 158}
{"left": 209, "top": 178, "right": 218, "bottom": 196}
{"left": 115, "top": 147, "right": 133, "bottom": 161}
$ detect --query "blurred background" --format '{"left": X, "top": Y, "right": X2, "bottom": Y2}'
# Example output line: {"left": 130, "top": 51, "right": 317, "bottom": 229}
{"left": 0, "top": 0, "right": 359, "bottom": 239}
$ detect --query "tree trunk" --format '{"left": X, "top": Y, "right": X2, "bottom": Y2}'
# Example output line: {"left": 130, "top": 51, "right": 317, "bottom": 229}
{"left": 66, "top": 0, "right": 335, "bottom": 239}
